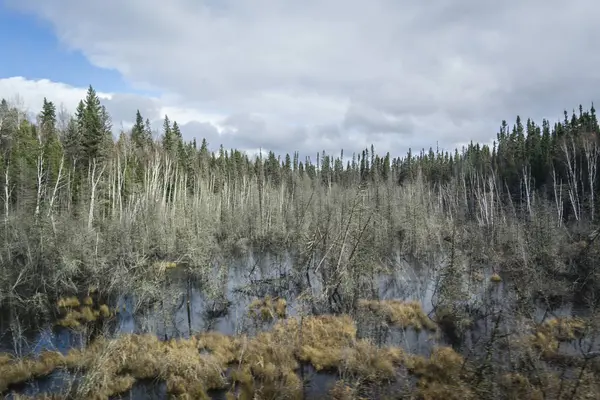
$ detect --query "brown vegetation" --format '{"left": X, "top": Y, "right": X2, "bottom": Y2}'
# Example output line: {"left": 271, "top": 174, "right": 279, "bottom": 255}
{"left": 0, "top": 315, "right": 452, "bottom": 399}
{"left": 248, "top": 295, "right": 288, "bottom": 321}
{"left": 357, "top": 300, "right": 437, "bottom": 331}
{"left": 55, "top": 297, "right": 113, "bottom": 329}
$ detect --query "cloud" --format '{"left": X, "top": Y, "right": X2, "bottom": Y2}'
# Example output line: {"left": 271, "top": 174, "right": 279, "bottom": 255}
{"left": 0, "top": 77, "right": 225, "bottom": 145}
{"left": 5, "top": 0, "right": 600, "bottom": 157}
{"left": 0, "top": 76, "right": 110, "bottom": 115}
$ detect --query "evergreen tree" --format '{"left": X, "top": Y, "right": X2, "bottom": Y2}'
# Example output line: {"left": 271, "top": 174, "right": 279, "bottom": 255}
{"left": 131, "top": 110, "right": 146, "bottom": 149}
{"left": 80, "top": 85, "right": 106, "bottom": 164}
{"left": 162, "top": 115, "right": 174, "bottom": 154}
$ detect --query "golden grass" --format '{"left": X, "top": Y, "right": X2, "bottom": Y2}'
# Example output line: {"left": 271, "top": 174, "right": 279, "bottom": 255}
{"left": 82, "top": 296, "right": 94, "bottom": 306}
{"left": 248, "top": 295, "right": 287, "bottom": 321}
{"left": 0, "top": 351, "right": 67, "bottom": 392}
{"left": 405, "top": 346, "right": 474, "bottom": 400}
{"left": 499, "top": 370, "right": 600, "bottom": 400}
{"left": 9, "top": 394, "right": 67, "bottom": 400}
{"left": 329, "top": 381, "right": 365, "bottom": 400}
{"left": 12, "top": 315, "right": 592, "bottom": 400}
{"left": 0, "top": 315, "right": 410, "bottom": 399}
{"left": 530, "top": 317, "right": 587, "bottom": 357}
{"left": 98, "top": 304, "right": 111, "bottom": 318}
{"left": 357, "top": 300, "right": 437, "bottom": 331}
{"left": 499, "top": 373, "right": 544, "bottom": 400}
{"left": 0, "top": 354, "right": 13, "bottom": 366}
{"left": 56, "top": 302, "right": 112, "bottom": 329}
{"left": 56, "top": 297, "right": 80, "bottom": 308}
{"left": 153, "top": 261, "right": 178, "bottom": 274}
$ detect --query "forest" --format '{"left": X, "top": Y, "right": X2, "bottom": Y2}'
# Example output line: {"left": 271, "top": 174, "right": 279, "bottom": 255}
{"left": 0, "top": 85, "right": 599, "bottom": 399}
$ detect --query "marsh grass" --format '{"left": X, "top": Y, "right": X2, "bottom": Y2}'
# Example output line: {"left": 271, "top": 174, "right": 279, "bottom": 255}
{"left": 248, "top": 295, "right": 287, "bottom": 321}
{"left": 356, "top": 300, "right": 437, "bottom": 332}
{"left": 404, "top": 346, "right": 474, "bottom": 399}
{"left": 55, "top": 296, "right": 113, "bottom": 330}
{"left": 2, "top": 303, "right": 600, "bottom": 399}
{"left": 530, "top": 317, "right": 588, "bottom": 357}
{"left": 0, "top": 314, "right": 461, "bottom": 399}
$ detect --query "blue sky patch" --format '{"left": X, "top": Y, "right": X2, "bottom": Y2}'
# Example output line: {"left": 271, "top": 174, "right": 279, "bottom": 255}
{"left": 0, "top": 5, "right": 143, "bottom": 95}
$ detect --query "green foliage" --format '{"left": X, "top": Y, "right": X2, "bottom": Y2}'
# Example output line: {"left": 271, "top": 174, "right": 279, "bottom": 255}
{"left": 78, "top": 86, "right": 112, "bottom": 165}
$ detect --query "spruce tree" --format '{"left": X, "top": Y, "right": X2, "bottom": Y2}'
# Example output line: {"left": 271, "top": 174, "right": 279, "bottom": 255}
{"left": 81, "top": 85, "right": 105, "bottom": 165}
{"left": 131, "top": 110, "right": 146, "bottom": 149}
{"left": 162, "top": 115, "right": 174, "bottom": 154}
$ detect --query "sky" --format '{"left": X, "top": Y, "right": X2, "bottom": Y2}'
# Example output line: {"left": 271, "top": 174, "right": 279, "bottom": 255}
{"left": 1, "top": 0, "right": 599, "bottom": 159}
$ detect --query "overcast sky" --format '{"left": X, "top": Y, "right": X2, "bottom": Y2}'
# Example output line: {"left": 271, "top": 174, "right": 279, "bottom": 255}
{"left": 1, "top": 0, "right": 599, "bottom": 158}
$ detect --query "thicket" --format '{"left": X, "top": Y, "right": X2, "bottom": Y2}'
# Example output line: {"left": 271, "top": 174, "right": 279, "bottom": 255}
{"left": 0, "top": 87, "right": 598, "bottom": 312}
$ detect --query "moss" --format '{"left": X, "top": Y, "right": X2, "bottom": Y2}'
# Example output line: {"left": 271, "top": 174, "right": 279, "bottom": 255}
{"left": 357, "top": 300, "right": 437, "bottom": 331}
{"left": 490, "top": 273, "right": 502, "bottom": 283}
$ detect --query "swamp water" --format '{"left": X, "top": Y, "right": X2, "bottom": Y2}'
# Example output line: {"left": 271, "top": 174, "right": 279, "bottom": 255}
{"left": 0, "top": 251, "right": 594, "bottom": 399}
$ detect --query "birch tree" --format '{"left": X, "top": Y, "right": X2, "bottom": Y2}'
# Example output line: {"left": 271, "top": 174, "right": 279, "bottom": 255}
{"left": 582, "top": 133, "right": 599, "bottom": 221}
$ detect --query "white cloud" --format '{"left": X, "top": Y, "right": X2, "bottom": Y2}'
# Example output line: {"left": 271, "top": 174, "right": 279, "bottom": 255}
{"left": 4, "top": 0, "right": 600, "bottom": 157}
{"left": 0, "top": 76, "right": 111, "bottom": 114}
{"left": 0, "top": 77, "right": 227, "bottom": 145}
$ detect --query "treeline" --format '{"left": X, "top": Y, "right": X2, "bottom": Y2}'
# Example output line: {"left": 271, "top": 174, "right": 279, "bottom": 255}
{"left": 0, "top": 85, "right": 599, "bottom": 226}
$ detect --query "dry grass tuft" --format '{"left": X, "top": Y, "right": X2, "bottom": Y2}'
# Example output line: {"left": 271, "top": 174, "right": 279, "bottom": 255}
{"left": 57, "top": 297, "right": 80, "bottom": 308}
{"left": 56, "top": 303, "right": 112, "bottom": 329}
{"left": 357, "top": 300, "right": 437, "bottom": 331}
{"left": 82, "top": 296, "right": 94, "bottom": 306}
{"left": 98, "top": 304, "right": 111, "bottom": 318}
{"left": 0, "top": 354, "right": 14, "bottom": 366}
{"left": 500, "top": 373, "right": 544, "bottom": 400}
{"left": 9, "top": 394, "right": 67, "bottom": 400}
{"left": 329, "top": 380, "right": 365, "bottom": 400}
{"left": 405, "top": 346, "right": 474, "bottom": 400}
{"left": 248, "top": 295, "right": 287, "bottom": 321}
{"left": 0, "top": 315, "right": 430, "bottom": 399}
{"left": 530, "top": 317, "right": 587, "bottom": 357}
{"left": 153, "top": 261, "right": 178, "bottom": 274}
{"left": 0, "top": 351, "right": 67, "bottom": 392}
{"left": 57, "top": 310, "right": 82, "bottom": 329}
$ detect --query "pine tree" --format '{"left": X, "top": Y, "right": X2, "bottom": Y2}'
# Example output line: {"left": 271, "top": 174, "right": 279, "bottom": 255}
{"left": 144, "top": 118, "right": 153, "bottom": 145}
{"left": 172, "top": 121, "right": 184, "bottom": 161}
{"left": 63, "top": 118, "right": 81, "bottom": 164}
{"left": 80, "top": 85, "right": 106, "bottom": 165}
{"left": 131, "top": 110, "right": 146, "bottom": 149}
{"left": 39, "top": 98, "right": 56, "bottom": 137}
{"left": 382, "top": 152, "right": 391, "bottom": 181}
{"left": 39, "top": 99, "right": 62, "bottom": 182}
{"left": 162, "top": 115, "right": 174, "bottom": 154}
